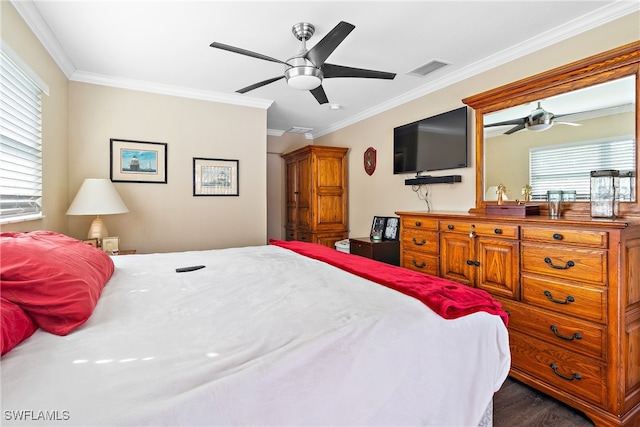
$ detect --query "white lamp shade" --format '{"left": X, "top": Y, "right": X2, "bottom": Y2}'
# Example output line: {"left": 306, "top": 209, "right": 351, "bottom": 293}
{"left": 66, "top": 179, "right": 129, "bottom": 216}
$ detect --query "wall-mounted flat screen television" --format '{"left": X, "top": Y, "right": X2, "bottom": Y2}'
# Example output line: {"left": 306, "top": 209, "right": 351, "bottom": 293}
{"left": 393, "top": 106, "right": 468, "bottom": 175}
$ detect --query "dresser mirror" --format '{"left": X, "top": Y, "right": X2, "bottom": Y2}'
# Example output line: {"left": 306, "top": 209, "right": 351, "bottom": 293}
{"left": 463, "top": 42, "right": 639, "bottom": 218}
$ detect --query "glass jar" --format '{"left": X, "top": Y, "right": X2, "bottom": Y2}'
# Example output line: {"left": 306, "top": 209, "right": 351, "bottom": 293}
{"left": 547, "top": 190, "right": 563, "bottom": 218}
{"left": 590, "top": 170, "right": 620, "bottom": 218}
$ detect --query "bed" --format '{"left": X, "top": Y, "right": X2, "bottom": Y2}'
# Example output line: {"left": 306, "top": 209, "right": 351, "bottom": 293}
{"left": 0, "top": 231, "right": 510, "bottom": 426}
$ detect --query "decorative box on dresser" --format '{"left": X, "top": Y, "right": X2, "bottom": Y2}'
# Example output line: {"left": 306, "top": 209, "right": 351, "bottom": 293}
{"left": 396, "top": 211, "right": 640, "bottom": 427}
{"left": 281, "top": 145, "right": 348, "bottom": 249}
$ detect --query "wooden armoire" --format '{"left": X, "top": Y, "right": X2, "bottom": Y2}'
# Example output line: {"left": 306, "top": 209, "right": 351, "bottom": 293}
{"left": 281, "top": 145, "right": 348, "bottom": 248}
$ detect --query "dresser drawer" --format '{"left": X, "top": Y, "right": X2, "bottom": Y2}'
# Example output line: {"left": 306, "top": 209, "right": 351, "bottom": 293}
{"left": 521, "top": 275, "right": 607, "bottom": 324}
{"left": 401, "top": 216, "right": 438, "bottom": 231}
{"left": 439, "top": 220, "right": 518, "bottom": 239}
{"left": 521, "top": 226, "right": 608, "bottom": 248}
{"left": 401, "top": 229, "right": 439, "bottom": 254}
{"left": 521, "top": 242, "right": 607, "bottom": 285}
{"left": 510, "top": 330, "right": 606, "bottom": 407}
{"left": 500, "top": 299, "right": 606, "bottom": 360}
{"left": 401, "top": 250, "right": 439, "bottom": 276}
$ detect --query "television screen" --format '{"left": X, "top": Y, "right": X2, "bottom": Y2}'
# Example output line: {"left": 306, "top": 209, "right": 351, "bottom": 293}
{"left": 393, "top": 106, "right": 468, "bottom": 174}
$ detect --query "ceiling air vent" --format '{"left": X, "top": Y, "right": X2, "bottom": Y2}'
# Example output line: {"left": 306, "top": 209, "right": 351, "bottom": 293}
{"left": 286, "top": 126, "right": 313, "bottom": 134}
{"left": 408, "top": 60, "right": 450, "bottom": 77}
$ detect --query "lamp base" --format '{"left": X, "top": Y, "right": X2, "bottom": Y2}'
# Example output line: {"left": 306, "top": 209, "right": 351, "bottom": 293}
{"left": 87, "top": 216, "right": 109, "bottom": 240}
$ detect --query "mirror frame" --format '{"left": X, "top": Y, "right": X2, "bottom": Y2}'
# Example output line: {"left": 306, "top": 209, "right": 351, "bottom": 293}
{"left": 463, "top": 41, "right": 640, "bottom": 219}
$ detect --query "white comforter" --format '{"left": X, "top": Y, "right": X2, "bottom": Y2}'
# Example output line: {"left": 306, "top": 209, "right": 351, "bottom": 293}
{"left": 1, "top": 245, "right": 510, "bottom": 426}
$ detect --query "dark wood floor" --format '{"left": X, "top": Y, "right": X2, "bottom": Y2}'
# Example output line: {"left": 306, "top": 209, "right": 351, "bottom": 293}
{"left": 493, "top": 377, "right": 595, "bottom": 427}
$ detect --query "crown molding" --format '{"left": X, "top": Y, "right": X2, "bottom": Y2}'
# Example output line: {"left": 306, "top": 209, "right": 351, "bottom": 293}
{"left": 71, "top": 70, "right": 273, "bottom": 109}
{"left": 10, "top": 0, "right": 75, "bottom": 78}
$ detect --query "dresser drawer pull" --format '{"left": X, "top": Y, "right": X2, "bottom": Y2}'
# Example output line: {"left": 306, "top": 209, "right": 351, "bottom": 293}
{"left": 550, "top": 363, "right": 582, "bottom": 381}
{"left": 412, "top": 238, "right": 427, "bottom": 246}
{"left": 415, "top": 221, "right": 421, "bottom": 227}
{"left": 466, "top": 260, "right": 480, "bottom": 267}
{"left": 494, "top": 228, "right": 502, "bottom": 234}
{"left": 544, "top": 257, "right": 575, "bottom": 270}
{"left": 447, "top": 224, "right": 454, "bottom": 230}
{"left": 553, "top": 233, "right": 563, "bottom": 240}
{"left": 550, "top": 325, "right": 583, "bottom": 341}
{"left": 544, "top": 290, "right": 575, "bottom": 305}
{"left": 412, "top": 259, "right": 427, "bottom": 268}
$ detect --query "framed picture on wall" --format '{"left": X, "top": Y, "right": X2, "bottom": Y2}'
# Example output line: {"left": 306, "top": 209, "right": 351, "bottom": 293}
{"left": 110, "top": 139, "right": 167, "bottom": 184}
{"left": 193, "top": 157, "right": 239, "bottom": 196}
{"left": 383, "top": 217, "right": 400, "bottom": 240}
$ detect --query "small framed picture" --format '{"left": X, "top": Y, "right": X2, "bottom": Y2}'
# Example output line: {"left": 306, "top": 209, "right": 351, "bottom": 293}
{"left": 101, "top": 236, "right": 120, "bottom": 255}
{"left": 193, "top": 157, "right": 239, "bottom": 196}
{"left": 383, "top": 217, "right": 400, "bottom": 240}
{"left": 370, "top": 216, "right": 387, "bottom": 238}
{"left": 110, "top": 138, "right": 167, "bottom": 184}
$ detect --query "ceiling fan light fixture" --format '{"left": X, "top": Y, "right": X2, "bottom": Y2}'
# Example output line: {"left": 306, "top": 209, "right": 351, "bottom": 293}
{"left": 526, "top": 123, "right": 553, "bottom": 132}
{"left": 285, "top": 65, "right": 323, "bottom": 90}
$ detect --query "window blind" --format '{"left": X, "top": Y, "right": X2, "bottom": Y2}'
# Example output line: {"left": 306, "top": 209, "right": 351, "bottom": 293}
{"left": 529, "top": 138, "right": 635, "bottom": 201}
{"left": 0, "top": 50, "right": 43, "bottom": 221}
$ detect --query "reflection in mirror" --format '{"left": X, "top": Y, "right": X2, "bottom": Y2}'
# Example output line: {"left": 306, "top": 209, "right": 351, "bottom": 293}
{"left": 482, "top": 75, "right": 636, "bottom": 203}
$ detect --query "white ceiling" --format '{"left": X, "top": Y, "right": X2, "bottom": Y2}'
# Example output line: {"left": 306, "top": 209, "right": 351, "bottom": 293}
{"left": 11, "top": 1, "right": 639, "bottom": 138}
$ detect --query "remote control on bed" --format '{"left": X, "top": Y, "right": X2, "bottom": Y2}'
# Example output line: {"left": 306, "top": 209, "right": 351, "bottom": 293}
{"left": 175, "top": 265, "right": 206, "bottom": 273}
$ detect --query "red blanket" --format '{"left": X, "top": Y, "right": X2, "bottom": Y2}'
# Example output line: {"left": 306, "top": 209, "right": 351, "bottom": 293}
{"left": 270, "top": 239, "right": 508, "bottom": 326}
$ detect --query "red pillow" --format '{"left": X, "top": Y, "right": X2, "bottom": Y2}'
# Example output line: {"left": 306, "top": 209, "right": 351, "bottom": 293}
{"left": 0, "top": 231, "right": 114, "bottom": 335}
{"left": 1, "top": 298, "right": 37, "bottom": 355}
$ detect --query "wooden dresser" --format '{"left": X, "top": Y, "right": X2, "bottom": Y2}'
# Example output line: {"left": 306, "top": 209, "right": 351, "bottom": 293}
{"left": 396, "top": 211, "right": 640, "bottom": 427}
{"left": 282, "top": 145, "right": 348, "bottom": 249}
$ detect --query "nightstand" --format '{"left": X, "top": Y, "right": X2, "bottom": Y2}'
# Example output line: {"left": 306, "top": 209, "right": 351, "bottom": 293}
{"left": 349, "top": 237, "right": 399, "bottom": 266}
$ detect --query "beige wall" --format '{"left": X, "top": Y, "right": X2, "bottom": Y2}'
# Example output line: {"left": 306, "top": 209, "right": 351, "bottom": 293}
{"left": 314, "top": 12, "right": 639, "bottom": 238}
{"left": 67, "top": 82, "right": 268, "bottom": 253}
{"left": 1, "top": 2, "right": 69, "bottom": 233}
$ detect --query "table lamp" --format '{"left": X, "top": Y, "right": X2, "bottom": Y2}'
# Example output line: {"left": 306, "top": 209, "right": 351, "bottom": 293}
{"left": 66, "top": 178, "right": 129, "bottom": 239}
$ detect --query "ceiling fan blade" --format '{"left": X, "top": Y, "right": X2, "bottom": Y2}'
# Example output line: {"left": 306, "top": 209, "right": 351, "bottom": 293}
{"left": 310, "top": 85, "right": 329, "bottom": 104}
{"left": 236, "top": 76, "right": 284, "bottom": 94}
{"left": 305, "top": 21, "right": 355, "bottom": 67}
{"left": 322, "top": 63, "right": 396, "bottom": 80}
{"left": 505, "top": 123, "right": 526, "bottom": 135}
{"left": 210, "top": 42, "right": 290, "bottom": 66}
{"left": 484, "top": 118, "right": 526, "bottom": 128}
{"left": 555, "top": 121, "right": 582, "bottom": 127}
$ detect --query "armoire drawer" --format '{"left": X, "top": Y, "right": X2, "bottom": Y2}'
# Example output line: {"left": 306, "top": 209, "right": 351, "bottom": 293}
{"left": 521, "top": 242, "right": 607, "bottom": 285}
{"left": 509, "top": 330, "right": 606, "bottom": 407}
{"left": 500, "top": 299, "right": 606, "bottom": 360}
{"left": 401, "top": 229, "right": 439, "bottom": 254}
{"left": 401, "top": 250, "right": 439, "bottom": 276}
{"left": 521, "top": 275, "right": 607, "bottom": 324}
{"left": 521, "top": 226, "right": 608, "bottom": 248}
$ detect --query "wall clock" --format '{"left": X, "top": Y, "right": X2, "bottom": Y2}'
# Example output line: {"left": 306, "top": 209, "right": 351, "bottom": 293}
{"left": 364, "top": 147, "right": 376, "bottom": 175}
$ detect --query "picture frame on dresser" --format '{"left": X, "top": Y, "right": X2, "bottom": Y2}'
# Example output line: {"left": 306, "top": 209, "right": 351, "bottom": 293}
{"left": 383, "top": 217, "right": 399, "bottom": 240}
{"left": 370, "top": 216, "right": 386, "bottom": 238}
{"left": 101, "top": 236, "right": 120, "bottom": 255}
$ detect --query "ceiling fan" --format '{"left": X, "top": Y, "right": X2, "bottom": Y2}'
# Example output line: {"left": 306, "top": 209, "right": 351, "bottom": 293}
{"left": 210, "top": 21, "right": 396, "bottom": 105}
{"left": 485, "top": 102, "right": 582, "bottom": 135}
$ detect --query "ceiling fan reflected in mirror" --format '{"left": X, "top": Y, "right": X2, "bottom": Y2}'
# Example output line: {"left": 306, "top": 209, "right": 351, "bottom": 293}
{"left": 485, "top": 101, "right": 583, "bottom": 135}
{"left": 210, "top": 21, "right": 396, "bottom": 105}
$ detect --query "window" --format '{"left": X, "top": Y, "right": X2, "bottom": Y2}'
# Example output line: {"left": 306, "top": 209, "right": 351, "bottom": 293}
{"left": 529, "top": 137, "right": 636, "bottom": 201}
{"left": 0, "top": 46, "right": 48, "bottom": 223}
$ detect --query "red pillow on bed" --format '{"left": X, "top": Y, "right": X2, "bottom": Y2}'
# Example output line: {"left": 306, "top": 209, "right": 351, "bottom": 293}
{"left": 0, "top": 231, "right": 114, "bottom": 336}
{"left": 1, "top": 298, "right": 37, "bottom": 355}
